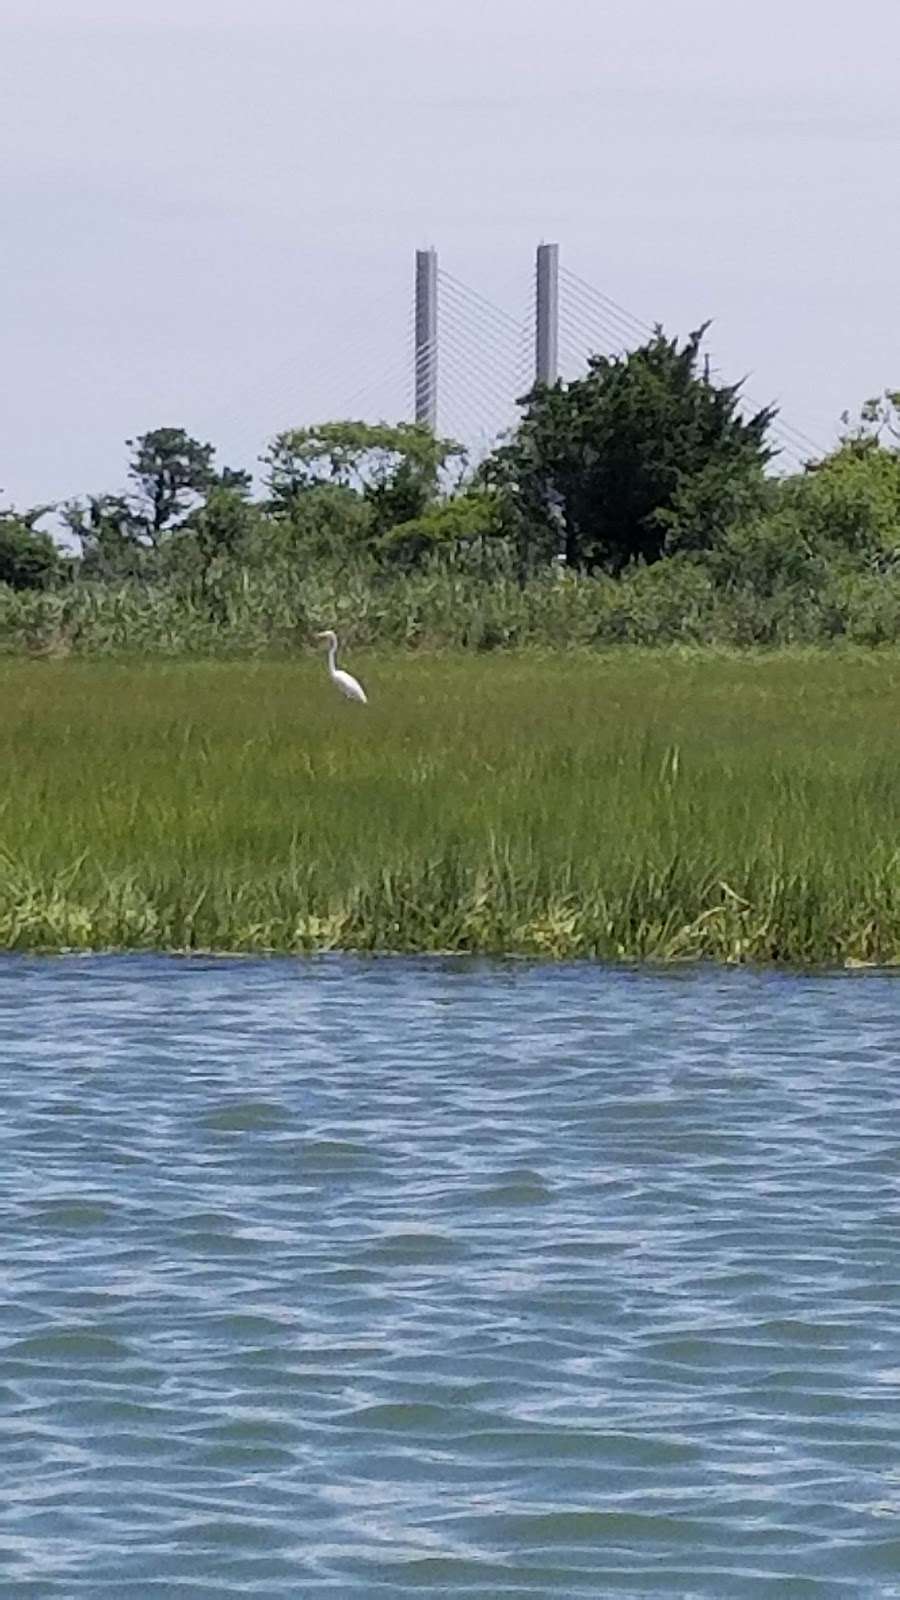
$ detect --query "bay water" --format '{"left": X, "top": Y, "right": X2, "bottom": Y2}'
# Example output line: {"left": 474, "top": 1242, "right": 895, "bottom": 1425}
{"left": 2, "top": 957, "right": 899, "bottom": 1596}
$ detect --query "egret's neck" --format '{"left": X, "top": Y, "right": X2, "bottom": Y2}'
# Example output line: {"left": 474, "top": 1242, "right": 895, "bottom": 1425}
{"left": 326, "top": 640, "right": 338, "bottom": 675}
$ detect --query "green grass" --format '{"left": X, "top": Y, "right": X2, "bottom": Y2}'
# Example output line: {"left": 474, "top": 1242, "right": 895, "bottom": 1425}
{"left": 3, "top": 650, "right": 900, "bottom": 962}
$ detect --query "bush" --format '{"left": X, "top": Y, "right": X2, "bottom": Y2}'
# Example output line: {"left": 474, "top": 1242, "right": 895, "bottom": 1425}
{"left": 777, "top": 442, "right": 900, "bottom": 561}
{"left": 378, "top": 489, "right": 504, "bottom": 567}
{"left": 0, "top": 513, "right": 60, "bottom": 590}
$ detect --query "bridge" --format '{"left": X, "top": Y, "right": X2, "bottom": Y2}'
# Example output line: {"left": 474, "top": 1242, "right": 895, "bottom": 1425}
{"left": 217, "top": 245, "right": 826, "bottom": 475}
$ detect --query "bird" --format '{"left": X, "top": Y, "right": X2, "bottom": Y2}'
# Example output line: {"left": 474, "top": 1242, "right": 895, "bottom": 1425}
{"left": 315, "top": 630, "right": 368, "bottom": 704}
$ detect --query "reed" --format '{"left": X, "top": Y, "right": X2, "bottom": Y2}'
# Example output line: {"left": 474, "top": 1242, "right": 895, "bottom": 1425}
{"left": 2, "top": 651, "right": 900, "bottom": 962}
{"left": 5, "top": 555, "right": 900, "bottom": 654}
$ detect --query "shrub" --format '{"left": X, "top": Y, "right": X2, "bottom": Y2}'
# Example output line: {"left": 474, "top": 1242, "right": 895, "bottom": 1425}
{"left": 0, "top": 512, "right": 60, "bottom": 590}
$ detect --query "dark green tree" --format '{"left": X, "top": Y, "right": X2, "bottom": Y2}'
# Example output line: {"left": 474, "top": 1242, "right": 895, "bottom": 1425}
{"left": 183, "top": 484, "right": 261, "bottom": 574}
{"left": 378, "top": 487, "right": 505, "bottom": 567}
{"left": 0, "top": 505, "right": 60, "bottom": 589}
{"left": 126, "top": 427, "right": 250, "bottom": 545}
{"left": 65, "top": 431, "right": 252, "bottom": 575}
{"left": 485, "top": 325, "right": 777, "bottom": 572}
{"left": 62, "top": 494, "right": 147, "bottom": 578}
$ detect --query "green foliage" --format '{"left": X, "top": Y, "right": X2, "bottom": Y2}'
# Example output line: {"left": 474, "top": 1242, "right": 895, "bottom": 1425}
{"left": 262, "top": 483, "right": 375, "bottom": 564}
{"left": 2, "top": 410, "right": 900, "bottom": 654}
{"left": 677, "top": 439, "right": 900, "bottom": 632}
{"left": 0, "top": 547, "right": 895, "bottom": 656}
{"left": 840, "top": 389, "right": 900, "bottom": 450}
{"left": 486, "top": 325, "right": 776, "bottom": 572}
{"left": 0, "top": 507, "right": 60, "bottom": 590}
{"left": 63, "top": 429, "right": 253, "bottom": 577}
{"left": 183, "top": 486, "right": 263, "bottom": 571}
{"left": 379, "top": 488, "right": 504, "bottom": 565}
{"left": 264, "top": 419, "right": 463, "bottom": 494}
{"left": 660, "top": 460, "right": 774, "bottom": 555}
{"left": 779, "top": 440, "right": 900, "bottom": 560}
{"left": 126, "top": 427, "right": 219, "bottom": 543}
{"left": 262, "top": 420, "right": 465, "bottom": 547}
{"left": 63, "top": 494, "right": 148, "bottom": 579}
{"left": 5, "top": 366, "right": 900, "bottom": 653}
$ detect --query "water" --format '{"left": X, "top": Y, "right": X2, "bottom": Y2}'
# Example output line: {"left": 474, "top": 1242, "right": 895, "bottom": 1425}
{"left": 1, "top": 957, "right": 900, "bottom": 1597}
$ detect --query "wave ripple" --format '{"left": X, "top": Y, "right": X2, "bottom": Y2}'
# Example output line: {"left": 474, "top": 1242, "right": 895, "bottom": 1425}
{"left": 1, "top": 955, "right": 899, "bottom": 1596}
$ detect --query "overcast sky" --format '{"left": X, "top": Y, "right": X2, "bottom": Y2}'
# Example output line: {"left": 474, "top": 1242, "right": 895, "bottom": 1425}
{"left": 2, "top": 0, "right": 899, "bottom": 510}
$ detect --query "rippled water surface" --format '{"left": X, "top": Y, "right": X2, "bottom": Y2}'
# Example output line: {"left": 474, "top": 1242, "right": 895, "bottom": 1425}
{"left": 2, "top": 957, "right": 900, "bottom": 1596}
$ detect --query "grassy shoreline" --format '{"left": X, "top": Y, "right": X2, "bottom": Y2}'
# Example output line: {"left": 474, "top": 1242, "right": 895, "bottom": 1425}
{"left": 3, "top": 650, "right": 900, "bottom": 963}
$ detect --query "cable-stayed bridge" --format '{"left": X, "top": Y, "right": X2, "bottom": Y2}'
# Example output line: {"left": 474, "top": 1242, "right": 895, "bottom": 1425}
{"left": 218, "top": 245, "right": 827, "bottom": 475}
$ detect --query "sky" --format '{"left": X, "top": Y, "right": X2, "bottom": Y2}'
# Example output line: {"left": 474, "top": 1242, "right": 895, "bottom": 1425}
{"left": 2, "top": 0, "right": 899, "bottom": 512}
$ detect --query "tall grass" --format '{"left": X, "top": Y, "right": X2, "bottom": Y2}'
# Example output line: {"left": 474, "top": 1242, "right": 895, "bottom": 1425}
{"left": 5, "top": 556, "right": 900, "bottom": 654}
{"left": 2, "top": 652, "right": 900, "bottom": 962}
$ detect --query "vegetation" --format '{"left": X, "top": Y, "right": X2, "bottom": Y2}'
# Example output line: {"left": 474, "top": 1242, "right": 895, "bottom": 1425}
{"left": 0, "top": 331, "right": 897, "bottom": 653}
{"left": 0, "top": 506, "right": 60, "bottom": 590}
{"left": 2, "top": 652, "right": 900, "bottom": 962}
{"left": 7, "top": 541, "right": 900, "bottom": 656}
{"left": 484, "top": 324, "right": 776, "bottom": 572}
{"left": 1, "top": 329, "right": 899, "bottom": 963}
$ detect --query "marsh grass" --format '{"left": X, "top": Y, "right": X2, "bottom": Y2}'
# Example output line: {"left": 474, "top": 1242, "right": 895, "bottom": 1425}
{"left": 7, "top": 557, "right": 900, "bottom": 655}
{"left": 3, "top": 650, "right": 900, "bottom": 962}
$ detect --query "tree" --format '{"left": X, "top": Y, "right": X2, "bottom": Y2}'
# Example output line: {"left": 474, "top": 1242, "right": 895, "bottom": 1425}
{"left": 262, "top": 420, "right": 465, "bottom": 542}
{"left": 776, "top": 437, "right": 900, "bottom": 563}
{"left": 839, "top": 390, "right": 900, "bottom": 452}
{"left": 0, "top": 505, "right": 60, "bottom": 589}
{"left": 125, "top": 427, "right": 250, "bottom": 545}
{"left": 485, "top": 325, "right": 777, "bottom": 573}
{"left": 658, "top": 459, "right": 774, "bottom": 556}
{"left": 378, "top": 488, "right": 504, "bottom": 566}
{"left": 62, "top": 494, "right": 148, "bottom": 578}
{"left": 182, "top": 484, "right": 262, "bottom": 575}
{"left": 262, "top": 482, "right": 374, "bottom": 562}
{"left": 676, "top": 406, "right": 900, "bottom": 600}
{"left": 64, "top": 430, "right": 252, "bottom": 575}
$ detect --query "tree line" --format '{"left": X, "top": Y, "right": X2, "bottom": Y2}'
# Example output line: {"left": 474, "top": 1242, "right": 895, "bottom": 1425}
{"left": 3, "top": 324, "right": 899, "bottom": 604}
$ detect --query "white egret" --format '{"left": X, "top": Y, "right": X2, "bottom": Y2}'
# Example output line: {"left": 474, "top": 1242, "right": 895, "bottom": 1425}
{"left": 316, "top": 630, "right": 368, "bottom": 705}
